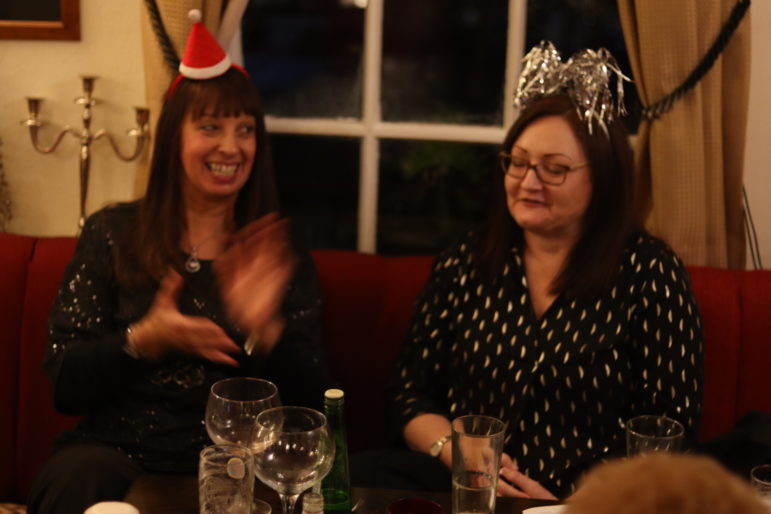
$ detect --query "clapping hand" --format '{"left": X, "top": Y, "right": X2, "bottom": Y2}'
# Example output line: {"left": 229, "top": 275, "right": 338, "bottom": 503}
{"left": 497, "top": 452, "right": 557, "bottom": 500}
{"left": 130, "top": 269, "right": 242, "bottom": 366}
{"left": 215, "top": 213, "right": 296, "bottom": 355}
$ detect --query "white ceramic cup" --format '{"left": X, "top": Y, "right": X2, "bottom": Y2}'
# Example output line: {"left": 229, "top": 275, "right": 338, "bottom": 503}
{"left": 83, "top": 501, "right": 139, "bottom": 514}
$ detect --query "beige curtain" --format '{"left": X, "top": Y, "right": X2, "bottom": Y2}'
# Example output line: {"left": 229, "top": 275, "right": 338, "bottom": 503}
{"left": 617, "top": 1, "right": 751, "bottom": 268}
{"left": 135, "top": 0, "right": 224, "bottom": 196}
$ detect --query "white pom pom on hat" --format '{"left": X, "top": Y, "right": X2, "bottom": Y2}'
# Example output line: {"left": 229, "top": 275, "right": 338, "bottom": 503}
{"left": 178, "top": 9, "right": 232, "bottom": 80}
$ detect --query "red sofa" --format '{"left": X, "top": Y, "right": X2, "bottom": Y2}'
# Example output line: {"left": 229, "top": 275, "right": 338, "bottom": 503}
{"left": 2, "top": 233, "right": 771, "bottom": 504}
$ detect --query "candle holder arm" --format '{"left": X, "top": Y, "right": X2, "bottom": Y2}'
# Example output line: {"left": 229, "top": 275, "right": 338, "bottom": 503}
{"left": 23, "top": 122, "right": 80, "bottom": 155}
{"left": 93, "top": 128, "right": 150, "bottom": 162}
{"left": 92, "top": 107, "right": 150, "bottom": 162}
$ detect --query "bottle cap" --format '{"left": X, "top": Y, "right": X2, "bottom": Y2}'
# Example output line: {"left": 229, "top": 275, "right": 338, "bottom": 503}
{"left": 325, "top": 389, "right": 344, "bottom": 400}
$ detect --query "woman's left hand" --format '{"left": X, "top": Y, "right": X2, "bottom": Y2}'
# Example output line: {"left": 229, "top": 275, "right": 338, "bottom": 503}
{"left": 497, "top": 453, "right": 557, "bottom": 500}
{"left": 215, "top": 213, "right": 296, "bottom": 354}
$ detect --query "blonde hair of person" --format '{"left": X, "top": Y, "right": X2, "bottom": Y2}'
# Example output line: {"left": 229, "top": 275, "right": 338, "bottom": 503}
{"left": 564, "top": 453, "right": 768, "bottom": 514}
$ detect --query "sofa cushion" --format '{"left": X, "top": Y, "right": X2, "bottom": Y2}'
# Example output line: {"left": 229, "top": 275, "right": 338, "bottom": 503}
{"left": 0, "top": 234, "right": 35, "bottom": 501}
{"left": 16, "top": 238, "right": 79, "bottom": 502}
{"left": 311, "top": 250, "right": 434, "bottom": 452}
{"left": 687, "top": 266, "right": 742, "bottom": 441}
{"left": 737, "top": 270, "right": 771, "bottom": 417}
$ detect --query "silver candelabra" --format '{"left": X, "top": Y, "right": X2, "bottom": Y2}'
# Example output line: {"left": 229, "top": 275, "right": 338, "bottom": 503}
{"left": 21, "top": 75, "right": 150, "bottom": 228}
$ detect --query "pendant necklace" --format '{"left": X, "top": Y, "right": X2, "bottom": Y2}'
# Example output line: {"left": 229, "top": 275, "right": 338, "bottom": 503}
{"left": 185, "top": 227, "right": 222, "bottom": 273}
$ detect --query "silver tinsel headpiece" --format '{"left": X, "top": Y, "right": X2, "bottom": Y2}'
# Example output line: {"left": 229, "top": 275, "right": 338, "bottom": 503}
{"left": 513, "top": 41, "right": 631, "bottom": 136}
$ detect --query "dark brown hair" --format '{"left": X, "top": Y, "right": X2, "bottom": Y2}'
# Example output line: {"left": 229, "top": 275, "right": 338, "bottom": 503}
{"left": 116, "top": 68, "right": 278, "bottom": 286}
{"left": 474, "top": 94, "right": 639, "bottom": 299}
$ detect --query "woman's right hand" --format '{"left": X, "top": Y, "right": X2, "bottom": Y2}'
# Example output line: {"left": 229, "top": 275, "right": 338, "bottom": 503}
{"left": 129, "top": 269, "right": 242, "bottom": 366}
{"left": 214, "top": 213, "right": 296, "bottom": 355}
{"left": 497, "top": 453, "right": 557, "bottom": 500}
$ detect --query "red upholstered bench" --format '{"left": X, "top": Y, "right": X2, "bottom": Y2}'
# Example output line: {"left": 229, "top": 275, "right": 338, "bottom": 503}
{"left": 687, "top": 267, "right": 771, "bottom": 441}
{"left": 1, "top": 233, "right": 770, "bottom": 504}
{"left": 1, "top": 237, "right": 80, "bottom": 504}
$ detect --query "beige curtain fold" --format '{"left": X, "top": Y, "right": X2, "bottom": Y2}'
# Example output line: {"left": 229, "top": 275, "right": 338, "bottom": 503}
{"left": 135, "top": 0, "right": 224, "bottom": 196}
{"left": 617, "top": 1, "right": 751, "bottom": 268}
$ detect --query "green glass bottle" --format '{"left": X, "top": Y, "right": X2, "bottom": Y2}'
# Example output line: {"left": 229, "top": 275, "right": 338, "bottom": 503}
{"left": 321, "top": 389, "right": 352, "bottom": 513}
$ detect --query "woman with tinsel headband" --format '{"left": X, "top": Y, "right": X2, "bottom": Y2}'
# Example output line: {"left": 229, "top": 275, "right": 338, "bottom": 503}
{"left": 28, "top": 11, "right": 332, "bottom": 513}
{"left": 383, "top": 42, "right": 704, "bottom": 497}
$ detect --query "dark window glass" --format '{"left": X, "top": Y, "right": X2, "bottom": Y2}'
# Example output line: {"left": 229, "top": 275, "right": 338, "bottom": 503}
{"left": 1, "top": 3, "right": 60, "bottom": 21}
{"left": 381, "top": 0, "right": 508, "bottom": 125}
{"left": 241, "top": 1, "right": 364, "bottom": 118}
{"left": 272, "top": 134, "right": 359, "bottom": 251}
{"left": 378, "top": 139, "right": 496, "bottom": 255}
{"left": 247, "top": 1, "right": 636, "bottom": 255}
{"left": 526, "top": 0, "right": 641, "bottom": 131}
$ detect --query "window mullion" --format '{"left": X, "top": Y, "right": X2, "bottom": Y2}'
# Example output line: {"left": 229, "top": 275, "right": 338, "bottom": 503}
{"left": 358, "top": 0, "right": 384, "bottom": 253}
{"left": 373, "top": 121, "right": 505, "bottom": 144}
{"left": 265, "top": 117, "right": 366, "bottom": 137}
{"left": 504, "top": 0, "right": 527, "bottom": 129}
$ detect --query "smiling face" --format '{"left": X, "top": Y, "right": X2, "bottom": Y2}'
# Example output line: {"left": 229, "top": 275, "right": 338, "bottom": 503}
{"left": 505, "top": 115, "right": 593, "bottom": 242}
{"left": 179, "top": 109, "right": 257, "bottom": 207}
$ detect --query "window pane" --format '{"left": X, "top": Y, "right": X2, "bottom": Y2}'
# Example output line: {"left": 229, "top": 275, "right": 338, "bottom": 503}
{"left": 526, "top": 0, "right": 641, "bottom": 131}
{"left": 378, "top": 140, "right": 495, "bottom": 255}
{"left": 242, "top": 2, "right": 364, "bottom": 119}
{"left": 382, "top": 1, "right": 508, "bottom": 125}
{"left": 4, "top": 4, "right": 60, "bottom": 21}
{"left": 272, "top": 135, "right": 359, "bottom": 250}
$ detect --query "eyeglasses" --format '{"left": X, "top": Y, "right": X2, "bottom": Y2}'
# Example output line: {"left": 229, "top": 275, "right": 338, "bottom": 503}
{"left": 499, "top": 152, "right": 588, "bottom": 186}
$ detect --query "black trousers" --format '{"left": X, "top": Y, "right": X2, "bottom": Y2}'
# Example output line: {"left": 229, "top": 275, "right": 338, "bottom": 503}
{"left": 350, "top": 448, "right": 451, "bottom": 492}
{"left": 27, "top": 444, "right": 144, "bottom": 514}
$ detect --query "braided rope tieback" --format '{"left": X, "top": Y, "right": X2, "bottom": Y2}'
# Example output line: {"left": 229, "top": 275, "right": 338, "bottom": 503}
{"left": 144, "top": 0, "right": 181, "bottom": 75}
{"left": 642, "top": 0, "right": 751, "bottom": 121}
{"left": 0, "top": 137, "right": 11, "bottom": 232}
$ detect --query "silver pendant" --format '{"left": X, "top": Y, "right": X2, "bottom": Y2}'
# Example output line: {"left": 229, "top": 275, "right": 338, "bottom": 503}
{"left": 185, "top": 254, "right": 201, "bottom": 273}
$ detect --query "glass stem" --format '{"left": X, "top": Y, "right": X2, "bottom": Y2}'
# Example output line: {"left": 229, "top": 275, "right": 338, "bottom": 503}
{"left": 280, "top": 493, "right": 300, "bottom": 514}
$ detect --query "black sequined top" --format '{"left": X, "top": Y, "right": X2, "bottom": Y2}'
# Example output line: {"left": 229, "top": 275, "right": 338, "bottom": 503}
{"left": 45, "top": 202, "right": 332, "bottom": 473}
{"left": 389, "top": 232, "right": 704, "bottom": 496}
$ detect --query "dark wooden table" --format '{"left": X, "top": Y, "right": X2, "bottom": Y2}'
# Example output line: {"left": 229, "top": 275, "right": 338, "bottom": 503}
{"left": 124, "top": 475, "right": 558, "bottom": 514}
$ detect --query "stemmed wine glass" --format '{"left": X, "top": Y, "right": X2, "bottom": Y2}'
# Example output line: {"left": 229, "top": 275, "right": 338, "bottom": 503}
{"left": 205, "top": 377, "right": 280, "bottom": 449}
{"left": 252, "top": 406, "right": 335, "bottom": 514}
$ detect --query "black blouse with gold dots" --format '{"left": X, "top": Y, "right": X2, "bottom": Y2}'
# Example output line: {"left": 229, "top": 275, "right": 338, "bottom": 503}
{"left": 390, "top": 231, "right": 703, "bottom": 496}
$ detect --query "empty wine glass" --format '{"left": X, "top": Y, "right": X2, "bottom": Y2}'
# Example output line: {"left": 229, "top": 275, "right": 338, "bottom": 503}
{"left": 252, "top": 406, "right": 335, "bottom": 514}
{"left": 205, "top": 377, "right": 280, "bottom": 449}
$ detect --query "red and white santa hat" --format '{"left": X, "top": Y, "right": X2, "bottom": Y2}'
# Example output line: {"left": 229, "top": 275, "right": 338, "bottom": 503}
{"left": 178, "top": 9, "right": 232, "bottom": 79}
{"left": 167, "top": 9, "right": 250, "bottom": 97}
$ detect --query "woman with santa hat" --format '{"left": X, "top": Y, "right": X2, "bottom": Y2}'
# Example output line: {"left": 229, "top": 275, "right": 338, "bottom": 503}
{"left": 28, "top": 11, "right": 332, "bottom": 513}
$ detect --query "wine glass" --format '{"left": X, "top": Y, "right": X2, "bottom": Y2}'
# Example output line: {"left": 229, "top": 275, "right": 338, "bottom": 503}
{"left": 205, "top": 377, "right": 280, "bottom": 449}
{"left": 252, "top": 406, "right": 335, "bottom": 514}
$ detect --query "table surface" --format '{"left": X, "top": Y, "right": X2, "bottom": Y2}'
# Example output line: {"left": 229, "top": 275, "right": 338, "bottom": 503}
{"left": 124, "top": 475, "right": 558, "bottom": 514}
